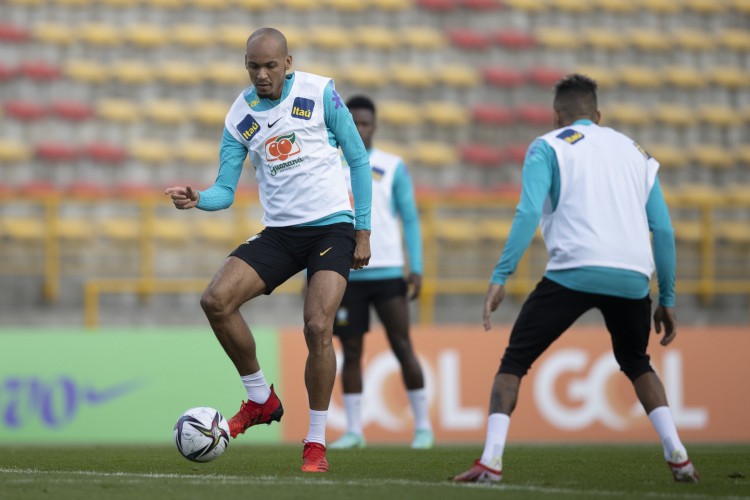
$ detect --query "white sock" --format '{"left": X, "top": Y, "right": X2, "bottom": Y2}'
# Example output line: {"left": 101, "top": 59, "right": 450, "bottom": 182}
{"left": 240, "top": 370, "right": 271, "bottom": 404}
{"left": 407, "top": 388, "right": 432, "bottom": 431}
{"left": 343, "top": 393, "right": 363, "bottom": 436}
{"left": 306, "top": 409, "right": 327, "bottom": 446}
{"left": 648, "top": 406, "right": 687, "bottom": 461}
{"left": 480, "top": 413, "right": 510, "bottom": 470}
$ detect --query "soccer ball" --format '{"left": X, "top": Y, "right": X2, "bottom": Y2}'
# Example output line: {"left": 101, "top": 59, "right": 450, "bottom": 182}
{"left": 173, "top": 407, "right": 230, "bottom": 462}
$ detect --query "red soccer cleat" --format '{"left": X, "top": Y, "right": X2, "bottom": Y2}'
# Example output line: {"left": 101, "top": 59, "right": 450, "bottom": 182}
{"left": 301, "top": 440, "right": 329, "bottom": 473}
{"left": 453, "top": 459, "right": 503, "bottom": 483}
{"left": 667, "top": 451, "right": 700, "bottom": 483}
{"left": 227, "top": 384, "right": 284, "bottom": 438}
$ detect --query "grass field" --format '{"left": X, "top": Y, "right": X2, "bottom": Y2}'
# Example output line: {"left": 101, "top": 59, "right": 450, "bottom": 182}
{"left": 0, "top": 444, "right": 748, "bottom": 499}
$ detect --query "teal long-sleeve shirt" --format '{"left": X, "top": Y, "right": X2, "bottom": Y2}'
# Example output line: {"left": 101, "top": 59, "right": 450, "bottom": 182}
{"left": 196, "top": 72, "right": 372, "bottom": 230}
{"left": 491, "top": 119, "right": 676, "bottom": 307}
{"left": 350, "top": 157, "right": 422, "bottom": 281}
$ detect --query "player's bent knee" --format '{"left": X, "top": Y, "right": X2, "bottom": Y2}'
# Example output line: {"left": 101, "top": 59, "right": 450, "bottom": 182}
{"left": 200, "top": 288, "right": 232, "bottom": 319}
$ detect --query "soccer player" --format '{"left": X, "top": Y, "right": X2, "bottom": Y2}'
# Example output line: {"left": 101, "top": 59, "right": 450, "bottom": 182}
{"left": 165, "top": 27, "right": 372, "bottom": 473}
{"left": 453, "top": 74, "right": 699, "bottom": 484}
{"left": 328, "top": 95, "right": 433, "bottom": 450}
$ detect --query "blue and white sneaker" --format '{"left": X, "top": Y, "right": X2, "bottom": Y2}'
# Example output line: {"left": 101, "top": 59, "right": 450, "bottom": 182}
{"left": 411, "top": 429, "right": 434, "bottom": 449}
{"left": 329, "top": 432, "right": 366, "bottom": 449}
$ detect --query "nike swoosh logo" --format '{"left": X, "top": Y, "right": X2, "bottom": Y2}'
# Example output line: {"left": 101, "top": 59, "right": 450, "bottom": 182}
{"left": 320, "top": 247, "right": 332, "bottom": 256}
{"left": 84, "top": 380, "right": 143, "bottom": 404}
{"left": 267, "top": 117, "right": 282, "bottom": 128}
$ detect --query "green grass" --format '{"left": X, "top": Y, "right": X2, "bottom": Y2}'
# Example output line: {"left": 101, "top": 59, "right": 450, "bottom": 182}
{"left": 0, "top": 444, "right": 748, "bottom": 499}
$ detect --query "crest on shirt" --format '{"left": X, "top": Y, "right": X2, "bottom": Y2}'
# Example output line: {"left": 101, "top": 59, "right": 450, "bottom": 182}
{"left": 291, "top": 97, "right": 315, "bottom": 120}
{"left": 371, "top": 166, "right": 385, "bottom": 181}
{"left": 235, "top": 114, "right": 260, "bottom": 142}
{"left": 556, "top": 128, "right": 585, "bottom": 145}
{"left": 265, "top": 132, "right": 302, "bottom": 163}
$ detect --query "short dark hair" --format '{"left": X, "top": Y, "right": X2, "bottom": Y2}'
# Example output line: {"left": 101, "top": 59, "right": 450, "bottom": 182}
{"left": 346, "top": 95, "right": 376, "bottom": 116}
{"left": 553, "top": 74, "right": 598, "bottom": 121}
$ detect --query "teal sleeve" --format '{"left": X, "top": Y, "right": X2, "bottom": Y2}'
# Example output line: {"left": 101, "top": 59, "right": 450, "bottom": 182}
{"left": 646, "top": 177, "right": 676, "bottom": 307}
{"left": 393, "top": 161, "right": 422, "bottom": 275}
{"left": 323, "top": 82, "right": 372, "bottom": 230}
{"left": 196, "top": 128, "right": 248, "bottom": 211}
{"left": 491, "top": 139, "right": 555, "bottom": 285}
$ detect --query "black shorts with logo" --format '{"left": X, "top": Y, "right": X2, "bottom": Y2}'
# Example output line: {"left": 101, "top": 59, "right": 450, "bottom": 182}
{"left": 229, "top": 222, "right": 355, "bottom": 294}
{"left": 333, "top": 278, "right": 407, "bottom": 337}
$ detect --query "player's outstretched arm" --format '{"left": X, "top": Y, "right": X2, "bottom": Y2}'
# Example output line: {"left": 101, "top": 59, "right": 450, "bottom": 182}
{"left": 165, "top": 186, "right": 199, "bottom": 210}
{"left": 483, "top": 283, "right": 506, "bottom": 331}
{"left": 653, "top": 305, "right": 677, "bottom": 346}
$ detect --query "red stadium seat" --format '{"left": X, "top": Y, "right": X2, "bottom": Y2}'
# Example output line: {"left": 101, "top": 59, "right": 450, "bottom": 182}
{"left": 459, "top": 143, "right": 505, "bottom": 167}
{"left": 526, "top": 66, "right": 567, "bottom": 87}
{"left": 18, "top": 61, "right": 61, "bottom": 82}
{"left": 65, "top": 181, "right": 111, "bottom": 199}
{"left": 447, "top": 29, "right": 492, "bottom": 50}
{"left": 51, "top": 101, "right": 95, "bottom": 122}
{"left": 494, "top": 30, "right": 537, "bottom": 50}
{"left": 35, "top": 142, "right": 79, "bottom": 162}
{"left": 514, "top": 104, "right": 553, "bottom": 126}
{"left": 416, "top": 0, "right": 458, "bottom": 11}
{"left": 20, "top": 180, "right": 59, "bottom": 197}
{"left": 501, "top": 144, "right": 529, "bottom": 164}
{"left": 0, "top": 63, "right": 17, "bottom": 82}
{"left": 3, "top": 100, "right": 46, "bottom": 121}
{"left": 460, "top": 0, "right": 501, "bottom": 10}
{"left": 0, "top": 23, "right": 30, "bottom": 43}
{"left": 483, "top": 66, "right": 525, "bottom": 87}
{"left": 81, "top": 143, "right": 129, "bottom": 164}
{"left": 470, "top": 104, "right": 514, "bottom": 125}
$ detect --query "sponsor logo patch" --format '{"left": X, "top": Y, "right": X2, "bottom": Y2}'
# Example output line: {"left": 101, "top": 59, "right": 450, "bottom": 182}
{"left": 291, "top": 97, "right": 315, "bottom": 120}
{"left": 556, "top": 129, "right": 585, "bottom": 145}
{"left": 371, "top": 166, "right": 385, "bottom": 180}
{"left": 236, "top": 114, "right": 260, "bottom": 142}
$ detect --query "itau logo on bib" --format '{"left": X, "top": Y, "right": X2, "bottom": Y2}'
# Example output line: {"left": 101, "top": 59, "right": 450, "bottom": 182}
{"left": 265, "top": 133, "right": 301, "bottom": 162}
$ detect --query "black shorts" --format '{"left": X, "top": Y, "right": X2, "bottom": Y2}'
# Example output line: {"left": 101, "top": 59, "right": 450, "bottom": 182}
{"left": 499, "top": 277, "right": 654, "bottom": 382}
{"left": 229, "top": 222, "right": 355, "bottom": 294}
{"left": 333, "top": 278, "right": 407, "bottom": 337}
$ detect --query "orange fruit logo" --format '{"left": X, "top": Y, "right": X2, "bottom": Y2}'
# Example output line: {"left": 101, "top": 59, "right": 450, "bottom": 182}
{"left": 265, "top": 133, "right": 301, "bottom": 162}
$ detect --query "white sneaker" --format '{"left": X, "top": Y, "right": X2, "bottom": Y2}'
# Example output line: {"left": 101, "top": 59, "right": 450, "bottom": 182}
{"left": 667, "top": 450, "right": 700, "bottom": 483}
{"left": 329, "top": 432, "right": 366, "bottom": 449}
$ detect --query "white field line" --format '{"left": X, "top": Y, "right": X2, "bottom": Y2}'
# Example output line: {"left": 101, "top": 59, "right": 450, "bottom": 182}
{"left": 0, "top": 468, "right": 745, "bottom": 499}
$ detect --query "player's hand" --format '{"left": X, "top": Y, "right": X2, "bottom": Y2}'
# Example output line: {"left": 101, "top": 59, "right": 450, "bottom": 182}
{"left": 352, "top": 229, "right": 371, "bottom": 270}
{"left": 483, "top": 283, "right": 506, "bottom": 331}
{"left": 165, "top": 186, "right": 199, "bottom": 210}
{"left": 407, "top": 272, "right": 422, "bottom": 300}
{"left": 653, "top": 305, "right": 677, "bottom": 346}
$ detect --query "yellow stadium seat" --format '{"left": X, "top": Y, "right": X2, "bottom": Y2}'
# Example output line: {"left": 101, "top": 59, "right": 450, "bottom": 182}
{"left": 671, "top": 28, "right": 716, "bottom": 52}
{"left": 57, "top": 218, "right": 95, "bottom": 241}
{"left": 7, "top": 0, "right": 45, "bottom": 5}
{"left": 98, "top": 99, "right": 141, "bottom": 123}
{"left": 33, "top": 23, "right": 75, "bottom": 45}
{"left": 677, "top": 184, "right": 720, "bottom": 205}
{"left": 234, "top": 0, "right": 271, "bottom": 10}
{"left": 653, "top": 103, "right": 693, "bottom": 127}
{"left": 662, "top": 66, "right": 707, "bottom": 89}
{"left": 729, "top": 0, "right": 750, "bottom": 13}
{"left": 79, "top": 23, "right": 121, "bottom": 47}
{"left": 125, "top": 24, "right": 168, "bottom": 48}
{"left": 716, "top": 221, "right": 750, "bottom": 244}
{"left": 0, "top": 139, "right": 31, "bottom": 163}
{"left": 435, "top": 64, "right": 481, "bottom": 88}
{"left": 191, "top": 100, "right": 227, "bottom": 126}
{"left": 551, "top": 0, "right": 593, "bottom": 13}
{"left": 594, "top": 0, "right": 636, "bottom": 13}
{"left": 479, "top": 219, "right": 514, "bottom": 241}
{"left": 370, "top": 0, "right": 413, "bottom": 10}
{"left": 504, "top": 0, "right": 547, "bottom": 12}
{"left": 709, "top": 66, "right": 749, "bottom": 89}
{"left": 733, "top": 146, "right": 750, "bottom": 165}
{"left": 99, "top": 0, "right": 135, "bottom": 6}
{"left": 273, "top": 26, "right": 305, "bottom": 49}
{"left": 159, "top": 61, "right": 202, "bottom": 85}
{"left": 343, "top": 64, "right": 387, "bottom": 88}
{"left": 672, "top": 220, "right": 703, "bottom": 243}
{"left": 152, "top": 218, "right": 191, "bottom": 243}
{"left": 145, "top": 0, "right": 182, "bottom": 8}
{"left": 66, "top": 59, "right": 108, "bottom": 84}
{"left": 310, "top": 26, "right": 349, "bottom": 51}
{"left": 144, "top": 100, "right": 183, "bottom": 125}
{"left": 99, "top": 218, "right": 140, "bottom": 242}
{"left": 205, "top": 61, "right": 247, "bottom": 86}
{"left": 296, "top": 62, "right": 338, "bottom": 81}
{"left": 326, "top": 0, "right": 368, "bottom": 11}
{"left": 374, "top": 141, "right": 412, "bottom": 163}
{"left": 684, "top": 0, "right": 726, "bottom": 14}
{"left": 725, "top": 182, "right": 750, "bottom": 203}
{"left": 53, "top": 0, "right": 91, "bottom": 6}
{"left": 356, "top": 26, "right": 397, "bottom": 51}
{"left": 378, "top": 101, "right": 422, "bottom": 126}
{"left": 575, "top": 66, "right": 618, "bottom": 89}
{"left": 698, "top": 105, "right": 742, "bottom": 127}
{"left": 411, "top": 141, "right": 459, "bottom": 168}
{"left": 190, "top": 0, "right": 230, "bottom": 9}
{"left": 535, "top": 27, "right": 579, "bottom": 50}
{"left": 634, "top": 0, "right": 680, "bottom": 13}
{"left": 195, "top": 218, "right": 238, "bottom": 244}
{"left": 281, "top": 0, "right": 319, "bottom": 10}
{"left": 605, "top": 102, "right": 649, "bottom": 126}
{"left": 629, "top": 28, "right": 672, "bottom": 52}
{"left": 215, "top": 25, "right": 251, "bottom": 49}
{"left": 179, "top": 140, "right": 218, "bottom": 165}
{"left": 423, "top": 101, "right": 470, "bottom": 127}
{"left": 583, "top": 28, "right": 625, "bottom": 51}
{"left": 618, "top": 65, "right": 662, "bottom": 89}
{"left": 401, "top": 27, "right": 446, "bottom": 50}
{"left": 171, "top": 24, "right": 215, "bottom": 48}
{"left": 130, "top": 140, "right": 171, "bottom": 165}
{"left": 1, "top": 217, "right": 45, "bottom": 241}
{"left": 391, "top": 64, "right": 434, "bottom": 90}
{"left": 690, "top": 145, "right": 735, "bottom": 169}
{"left": 719, "top": 29, "right": 750, "bottom": 51}
{"left": 647, "top": 144, "right": 687, "bottom": 169}
{"left": 112, "top": 60, "right": 154, "bottom": 85}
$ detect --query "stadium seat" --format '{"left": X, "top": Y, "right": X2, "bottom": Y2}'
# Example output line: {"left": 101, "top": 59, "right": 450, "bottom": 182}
{"left": 1, "top": 216, "right": 45, "bottom": 242}
{"left": 0, "top": 63, "right": 17, "bottom": 83}
{"left": 370, "top": 0, "right": 412, "bottom": 11}
{"left": 97, "top": 99, "right": 141, "bottom": 124}
{"left": 144, "top": 0, "right": 182, "bottom": 9}
{"left": 356, "top": 26, "right": 397, "bottom": 51}
{"left": 423, "top": 101, "right": 469, "bottom": 127}
{"left": 326, "top": 0, "right": 368, "bottom": 12}
{"left": 297, "top": 62, "right": 339, "bottom": 82}
{"left": 179, "top": 140, "right": 217, "bottom": 165}
{"left": 493, "top": 30, "right": 536, "bottom": 50}
{"left": 205, "top": 61, "right": 247, "bottom": 86}
{"left": 112, "top": 60, "right": 154, "bottom": 85}
{"left": 725, "top": 181, "right": 750, "bottom": 203}
{"left": 550, "top": 0, "right": 593, "bottom": 13}
{"left": 158, "top": 61, "right": 202, "bottom": 85}
{"left": 634, "top": 0, "right": 680, "bottom": 14}
{"left": 729, "top": 0, "right": 750, "bottom": 13}
{"left": 671, "top": 220, "right": 703, "bottom": 243}
{"left": 194, "top": 218, "right": 239, "bottom": 245}
{"left": 716, "top": 221, "right": 750, "bottom": 245}
{"left": 653, "top": 103, "right": 693, "bottom": 127}
{"left": 447, "top": 29, "right": 492, "bottom": 51}
{"left": 374, "top": 141, "right": 412, "bottom": 163}
{"left": 709, "top": 66, "right": 749, "bottom": 90}
{"left": 594, "top": 0, "right": 636, "bottom": 13}
{"left": 534, "top": 27, "right": 580, "bottom": 51}
{"left": 662, "top": 66, "right": 707, "bottom": 89}
{"left": 190, "top": 0, "right": 230, "bottom": 10}
{"left": 215, "top": 25, "right": 251, "bottom": 49}
{"left": 81, "top": 143, "right": 128, "bottom": 165}
{"left": 470, "top": 103, "right": 513, "bottom": 125}
{"left": 18, "top": 61, "right": 61, "bottom": 82}
{"left": 690, "top": 145, "right": 735, "bottom": 170}
{"left": 583, "top": 28, "right": 626, "bottom": 51}
{"left": 410, "top": 141, "right": 458, "bottom": 167}
{"left": 144, "top": 100, "right": 183, "bottom": 125}
{"left": 647, "top": 144, "right": 687, "bottom": 169}
{"left": 310, "top": 26, "right": 349, "bottom": 51}
{"left": 152, "top": 218, "right": 192, "bottom": 243}
{"left": 125, "top": 24, "right": 169, "bottom": 49}
{"left": 35, "top": 142, "right": 79, "bottom": 162}
{"left": 514, "top": 104, "right": 553, "bottom": 126}
{"left": 281, "top": 0, "right": 320, "bottom": 10}
{"left": 718, "top": 29, "right": 750, "bottom": 52}
{"left": 32, "top": 22, "right": 75, "bottom": 46}
{"left": 734, "top": 145, "right": 750, "bottom": 166}
{"left": 191, "top": 100, "right": 227, "bottom": 126}
{"left": 629, "top": 29, "right": 672, "bottom": 52}
{"left": 618, "top": 65, "right": 662, "bottom": 89}
{"left": 129, "top": 140, "right": 171, "bottom": 165}
{"left": 671, "top": 28, "right": 716, "bottom": 52}
{"left": 684, "top": 0, "right": 726, "bottom": 14}
{"left": 461, "top": 0, "right": 500, "bottom": 10}
{"left": 171, "top": 24, "right": 215, "bottom": 48}
{"left": 50, "top": 100, "right": 94, "bottom": 122}
{"left": 343, "top": 64, "right": 387, "bottom": 88}
{"left": 65, "top": 59, "right": 108, "bottom": 85}
{"left": 234, "top": 0, "right": 271, "bottom": 10}
{"left": 378, "top": 101, "right": 423, "bottom": 126}
{"left": 3, "top": 100, "right": 46, "bottom": 121}
{"left": 391, "top": 64, "right": 434, "bottom": 90}
{"left": 482, "top": 66, "right": 525, "bottom": 88}
{"left": 574, "top": 65, "right": 618, "bottom": 88}
{"left": 416, "top": 0, "right": 457, "bottom": 11}
{"left": 698, "top": 105, "right": 742, "bottom": 127}
{"left": 0, "top": 139, "right": 32, "bottom": 163}
{"left": 98, "top": 217, "right": 140, "bottom": 242}
{"left": 605, "top": 102, "right": 650, "bottom": 126}
{"left": 401, "top": 27, "right": 446, "bottom": 50}
{"left": 525, "top": 66, "right": 567, "bottom": 87}
{"left": 79, "top": 23, "right": 121, "bottom": 47}
{"left": 503, "top": 0, "right": 547, "bottom": 12}
{"left": 501, "top": 143, "right": 528, "bottom": 164}
{"left": 435, "top": 64, "right": 480, "bottom": 89}
{"left": 677, "top": 184, "right": 721, "bottom": 205}
{"left": 459, "top": 143, "right": 504, "bottom": 167}
{"left": 0, "top": 23, "right": 30, "bottom": 44}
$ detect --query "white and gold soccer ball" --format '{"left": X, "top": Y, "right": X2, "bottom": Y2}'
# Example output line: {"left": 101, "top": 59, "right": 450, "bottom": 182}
{"left": 173, "top": 407, "right": 229, "bottom": 462}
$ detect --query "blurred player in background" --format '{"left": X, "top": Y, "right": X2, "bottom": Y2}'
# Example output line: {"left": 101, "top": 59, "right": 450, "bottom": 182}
{"left": 165, "top": 27, "right": 372, "bottom": 473}
{"left": 328, "top": 95, "right": 433, "bottom": 450}
{"left": 454, "top": 74, "right": 699, "bottom": 484}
